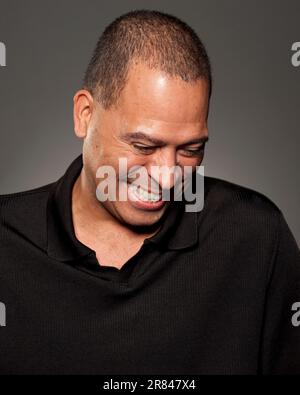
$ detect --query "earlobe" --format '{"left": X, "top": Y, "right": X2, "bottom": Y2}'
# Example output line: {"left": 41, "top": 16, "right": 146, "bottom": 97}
{"left": 73, "top": 89, "right": 94, "bottom": 139}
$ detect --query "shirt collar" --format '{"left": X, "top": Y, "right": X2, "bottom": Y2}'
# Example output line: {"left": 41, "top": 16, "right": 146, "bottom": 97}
{"left": 46, "top": 154, "right": 200, "bottom": 262}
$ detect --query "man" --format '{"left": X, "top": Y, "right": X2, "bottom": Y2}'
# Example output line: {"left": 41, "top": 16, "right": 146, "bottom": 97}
{"left": 0, "top": 10, "right": 299, "bottom": 375}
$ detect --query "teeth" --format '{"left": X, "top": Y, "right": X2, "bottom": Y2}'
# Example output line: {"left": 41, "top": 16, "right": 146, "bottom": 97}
{"left": 129, "top": 184, "right": 161, "bottom": 202}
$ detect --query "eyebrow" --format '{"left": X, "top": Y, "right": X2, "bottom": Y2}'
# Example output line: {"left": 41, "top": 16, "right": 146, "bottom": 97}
{"left": 119, "top": 131, "right": 209, "bottom": 146}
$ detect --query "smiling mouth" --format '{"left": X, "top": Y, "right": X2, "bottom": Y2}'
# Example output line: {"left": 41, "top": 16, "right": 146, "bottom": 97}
{"left": 126, "top": 182, "right": 167, "bottom": 211}
{"left": 128, "top": 183, "right": 162, "bottom": 202}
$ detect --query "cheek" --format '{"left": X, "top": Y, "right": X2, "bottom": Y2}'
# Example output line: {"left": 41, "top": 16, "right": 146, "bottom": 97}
{"left": 179, "top": 156, "right": 203, "bottom": 169}
{"left": 83, "top": 127, "right": 104, "bottom": 164}
{"left": 116, "top": 154, "right": 149, "bottom": 185}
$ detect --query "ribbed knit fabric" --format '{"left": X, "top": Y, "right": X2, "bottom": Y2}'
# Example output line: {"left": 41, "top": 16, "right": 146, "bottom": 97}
{"left": 0, "top": 155, "right": 299, "bottom": 374}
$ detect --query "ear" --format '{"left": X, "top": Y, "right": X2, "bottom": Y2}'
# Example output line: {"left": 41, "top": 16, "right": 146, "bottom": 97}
{"left": 73, "top": 89, "right": 94, "bottom": 138}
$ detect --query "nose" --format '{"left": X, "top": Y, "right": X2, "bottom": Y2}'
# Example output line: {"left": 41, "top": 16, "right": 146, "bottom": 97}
{"left": 148, "top": 148, "right": 180, "bottom": 191}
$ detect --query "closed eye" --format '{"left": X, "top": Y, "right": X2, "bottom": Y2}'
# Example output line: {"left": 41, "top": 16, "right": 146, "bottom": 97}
{"left": 179, "top": 145, "right": 205, "bottom": 157}
{"left": 132, "top": 143, "right": 206, "bottom": 157}
{"left": 132, "top": 143, "right": 156, "bottom": 154}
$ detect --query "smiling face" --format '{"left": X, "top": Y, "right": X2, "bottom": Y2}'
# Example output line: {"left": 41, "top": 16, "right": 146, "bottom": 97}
{"left": 73, "top": 62, "right": 209, "bottom": 228}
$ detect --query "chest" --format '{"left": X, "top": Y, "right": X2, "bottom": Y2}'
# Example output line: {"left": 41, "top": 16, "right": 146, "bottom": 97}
{"left": 94, "top": 239, "right": 145, "bottom": 269}
{"left": 76, "top": 227, "right": 148, "bottom": 269}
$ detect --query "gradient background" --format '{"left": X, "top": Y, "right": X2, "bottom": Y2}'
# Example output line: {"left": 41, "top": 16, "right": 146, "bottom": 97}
{"left": 0, "top": 0, "right": 299, "bottom": 245}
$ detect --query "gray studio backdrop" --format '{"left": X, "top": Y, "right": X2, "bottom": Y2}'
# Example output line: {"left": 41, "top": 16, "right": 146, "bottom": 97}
{"left": 0, "top": 0, "right": 299, "bottom": 246}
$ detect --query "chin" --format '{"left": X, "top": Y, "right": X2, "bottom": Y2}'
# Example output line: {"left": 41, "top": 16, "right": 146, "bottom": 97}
{"left": 123, "top": 213, "right": 162, "bottom": 228}
{"left": 116, "top": 205, "right": 166, "bottom": 229}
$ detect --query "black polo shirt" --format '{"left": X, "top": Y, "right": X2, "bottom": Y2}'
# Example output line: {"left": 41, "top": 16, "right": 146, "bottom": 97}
{"left": 0, "top": 154, "right": 299, "bottom": 375}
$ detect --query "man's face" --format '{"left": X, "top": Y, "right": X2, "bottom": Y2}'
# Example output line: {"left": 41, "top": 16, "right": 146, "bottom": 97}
{"left": 80, "top": 63, "right": 209, "bottom": 227}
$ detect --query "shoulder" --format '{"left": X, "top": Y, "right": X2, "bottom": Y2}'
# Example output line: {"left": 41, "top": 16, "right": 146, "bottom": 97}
{"left": 0, "top": 182, "right": 54, "bottom": 212}
{"left": 0, "top": 183, "right": 55, "bottom": 246}
{"left": 203, "top": 175, "right": 281, "bottom": 215}
{"left": 200, "top": 175, "right": 283, "bottom": 241}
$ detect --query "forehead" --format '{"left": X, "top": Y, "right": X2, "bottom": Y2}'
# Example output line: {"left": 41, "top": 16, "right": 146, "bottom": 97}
{"left": 116, "top": 63, "right": 209, "bottom": 125}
